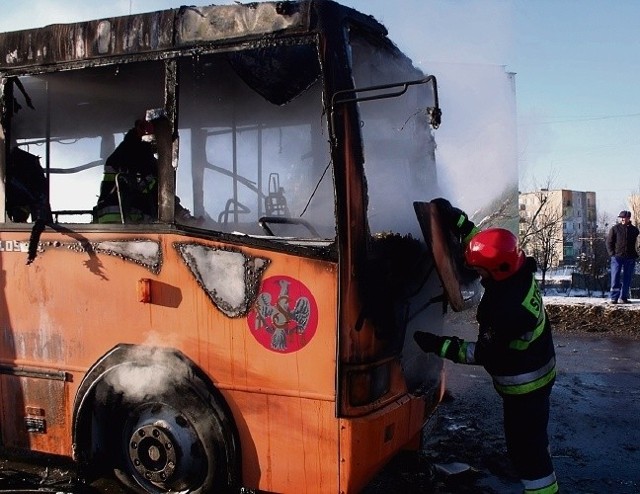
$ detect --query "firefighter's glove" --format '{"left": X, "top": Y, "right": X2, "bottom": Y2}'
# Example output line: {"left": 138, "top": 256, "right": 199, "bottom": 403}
{"left": 431, "top": 197, "right": 478, "bottom": 243}
{"left": 414, "top": 332, "right": 466, "bottom": 361}
{"left": 413, "top": 331, "right": 443, "bottom": 354}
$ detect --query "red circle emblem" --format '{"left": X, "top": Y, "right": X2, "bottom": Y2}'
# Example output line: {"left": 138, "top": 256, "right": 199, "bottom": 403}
{"left": 247, "top": 276, "right": 318, "bottom": 353}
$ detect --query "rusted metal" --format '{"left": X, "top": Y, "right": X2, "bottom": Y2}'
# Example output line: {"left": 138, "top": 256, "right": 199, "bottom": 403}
{"left": 0, "top": 365, "right": 69, "bottom": 381}
{"left": 0, "top": 3, "right": 315, "bottom": 71}
{"left": 0, "top": 10, "right": 175, "bottom": 69}
{"left": 414, "top": 201, "right": 465, "bottom": 311}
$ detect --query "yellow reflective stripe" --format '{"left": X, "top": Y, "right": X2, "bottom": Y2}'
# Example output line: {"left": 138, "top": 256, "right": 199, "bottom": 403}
{"left": 494, "top": 357, "right": 555, "bottom": 386}
{"left": 457, "top": 341, "right": 468, "bottom": 362}
{"left": 523, "top": 472, "right": 558, "bottom": 494}
{"left": 511, "top": 278, "right": 546, "bottom": 350}
{"left": 524, "top": 482, "right": 558, "bottom": 494}
{"left": 141, "top": 177, "right": 156, "bottom": 193}
{"left": 522, "top": 277, "right": 543, "bottom": 318}
{"left": 456, "top": 213, "right": 479, "bottom": 244}
{"left": 493, "top": 357, "right": 556, "bottom": 394}
{"left": 96, "top": 205, "right": 146, "bottom": 224}
{"left": 97, "top": 213, "right": 123, "bottom": 224}
{"left": 458, "top": 341, "right": 476, "bottom": 363}
{"left": 510, "top": 310, "right": 546, "bottom": 350}
{"left": 439, "top": 339, "right": 452, "bottom": 358}
{"left": 494, "top": 367, "right": 556, "bottom": 395}
{"left": 463, "top": 225, "right": 480, "bottom": 244}
{"left": 524, "top": 481, "right": 558, "bottom": 494}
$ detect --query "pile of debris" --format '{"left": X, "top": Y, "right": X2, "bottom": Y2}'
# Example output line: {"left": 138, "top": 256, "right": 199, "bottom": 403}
{"left": 545, "top": 301, "right": 640, "bottom": 339}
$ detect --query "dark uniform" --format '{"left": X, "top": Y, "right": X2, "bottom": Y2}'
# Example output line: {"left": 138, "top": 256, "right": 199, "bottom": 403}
{"left": 414, "top": 202, "right": 558, "bottom": 494}
{"left": 95, "top": 121, "right": 157, "bottom": 223}
{"left": 462, "top": 257, "right": 556, "bottom": 492}
{"left": 6, "top": 147, "right": 50, "bottom": 223}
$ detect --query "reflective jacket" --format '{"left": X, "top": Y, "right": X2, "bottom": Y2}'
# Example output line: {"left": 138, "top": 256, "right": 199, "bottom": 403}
{"left": 95, "top": 129, "right": 158, "bottom": 223}
{"left": 438, "top": 257, "right": 556, "bottom": 396}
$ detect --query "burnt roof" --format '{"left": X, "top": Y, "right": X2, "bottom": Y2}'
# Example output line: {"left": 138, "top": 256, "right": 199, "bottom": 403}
{"left": 0, "top": 1, "right": 386, "bottom": 72}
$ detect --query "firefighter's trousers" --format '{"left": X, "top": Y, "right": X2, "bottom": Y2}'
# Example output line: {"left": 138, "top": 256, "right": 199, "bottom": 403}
{"left": 502, "top": 381, "right": 559, "bottom": 493}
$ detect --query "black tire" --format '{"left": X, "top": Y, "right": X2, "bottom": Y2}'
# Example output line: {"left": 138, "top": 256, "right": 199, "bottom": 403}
{"left": 109, "top": 379, "right": 232, "bottom": 493}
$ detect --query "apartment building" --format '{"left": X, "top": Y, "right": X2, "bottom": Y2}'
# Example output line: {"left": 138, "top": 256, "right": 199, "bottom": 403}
{"left": 519, "top": 189, "right": 597, "bottom": 266}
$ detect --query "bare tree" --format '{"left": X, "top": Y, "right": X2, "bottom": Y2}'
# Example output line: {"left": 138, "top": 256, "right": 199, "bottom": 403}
{"left": 473, "top": 187, "right": 518, "bottom": 230}
{"left": 519, "top": 182, "right": 564, "bottom": 293}
{"left": 575, "top": 213, "right": 610, "bottom": 297}
{"left": 628, "top": 183, "right": 640, "bottom": 222}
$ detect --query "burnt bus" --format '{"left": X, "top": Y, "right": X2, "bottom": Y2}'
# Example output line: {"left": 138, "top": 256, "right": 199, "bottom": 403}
{"left": 0, "top": 1, "right": 462, "bottom": 492}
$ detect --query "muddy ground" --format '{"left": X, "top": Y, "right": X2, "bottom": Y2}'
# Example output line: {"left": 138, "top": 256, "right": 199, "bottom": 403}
{"left": 1, "top": 301, "right": 639, "bottom": 493}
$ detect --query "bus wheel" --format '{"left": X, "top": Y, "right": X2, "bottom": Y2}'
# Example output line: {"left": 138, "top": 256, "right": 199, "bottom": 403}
{"left": 111, "top": 386, "right": 229, "bottom": 493}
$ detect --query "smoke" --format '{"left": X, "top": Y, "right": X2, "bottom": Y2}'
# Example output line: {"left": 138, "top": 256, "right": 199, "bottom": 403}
{"left": 517, "top": 109, "right": 560, "bottom": 190}
{"left": 426, "top": 61, "right": 519, "bottom": 215}
{"left": 104, "top": 333, "right": 192, "bottom": 402}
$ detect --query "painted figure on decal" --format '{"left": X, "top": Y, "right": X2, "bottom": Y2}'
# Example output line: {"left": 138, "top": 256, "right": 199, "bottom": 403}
{"left": 250, "top": 276, "right": 317, "bottom": 352}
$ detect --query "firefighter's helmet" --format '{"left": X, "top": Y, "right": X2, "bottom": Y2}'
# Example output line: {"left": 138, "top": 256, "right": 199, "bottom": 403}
{"left": 464, "top": 228, "right": 525, "bottom": 281}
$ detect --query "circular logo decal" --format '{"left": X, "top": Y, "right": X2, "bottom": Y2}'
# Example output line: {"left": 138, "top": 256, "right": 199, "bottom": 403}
{"left": 247, "top": 275, "right": 318, "bottom": 353}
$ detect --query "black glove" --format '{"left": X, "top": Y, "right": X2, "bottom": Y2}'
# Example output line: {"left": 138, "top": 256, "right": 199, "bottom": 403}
{"left": 430, "top": 197, "right": 455, "bottom": 221}
{"left": 413, "top": 331, "right": 443, "bottom": 354}
{"left": 431, "top": 197, "right": 477, "bottom": 241}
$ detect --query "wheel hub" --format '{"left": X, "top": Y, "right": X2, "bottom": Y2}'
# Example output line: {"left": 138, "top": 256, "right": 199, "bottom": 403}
{"left": 128, "top": 424, "right": 178, "bottom": 483}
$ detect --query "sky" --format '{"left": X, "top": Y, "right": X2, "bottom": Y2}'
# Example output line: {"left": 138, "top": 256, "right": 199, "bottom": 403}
{"left": 0, "top": 0, "right": 639, "bottom": 219}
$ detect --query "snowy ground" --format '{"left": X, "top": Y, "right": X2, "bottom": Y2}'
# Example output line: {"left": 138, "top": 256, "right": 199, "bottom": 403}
{"left": 544, "top": 295, "right": 640, "bottom": 308}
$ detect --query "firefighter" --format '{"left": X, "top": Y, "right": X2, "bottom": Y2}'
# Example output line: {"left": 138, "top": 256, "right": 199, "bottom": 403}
{"left": 414, "top": 198, "right": 559, "bottom": 494}
{"left": 95, "top": 119, "right": 158, "bottom": 223}
{"left": 6, "top": 147, "right": 51, "bottom": 223}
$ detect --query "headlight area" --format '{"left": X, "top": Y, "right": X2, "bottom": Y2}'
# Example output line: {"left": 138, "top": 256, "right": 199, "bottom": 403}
{"left": 341, "top": 357, "right": 408, "bottom": 415}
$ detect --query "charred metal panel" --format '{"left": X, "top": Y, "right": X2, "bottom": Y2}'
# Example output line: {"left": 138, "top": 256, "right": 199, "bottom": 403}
{"left": 0, "top": 374, "right": 70, "bottom": 455}
{"left": 175, "top": 2, "right": 310, "bottom": 47}
{"left": 174, "top": 242, "right": 270, "bottom": 318}
{"left": 0, "top": 2, "right": 313, "bottom": 71}
{"left": 0, "top": 10, "right": 175, "bottom": 69}
{"left": 20, "top": 238, "right": 162, "bottom": 274}
{"left": 91, "top": 239, "right": 162, "bottom": 274}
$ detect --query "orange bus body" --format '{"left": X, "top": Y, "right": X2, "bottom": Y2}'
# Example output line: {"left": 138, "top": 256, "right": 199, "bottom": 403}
{"left": 0, "top": 229, "right": 441, "bottom": 492}
{"left": 1, "top": 231, "right": 339, "bottom": 488}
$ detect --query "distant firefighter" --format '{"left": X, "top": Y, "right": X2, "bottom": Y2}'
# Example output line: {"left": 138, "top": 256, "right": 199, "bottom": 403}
{"left": 95, "top": 119, "right": 158, "bottom": 223}
{"left": 6, "top": 147, "right": 50, "bottom": 223}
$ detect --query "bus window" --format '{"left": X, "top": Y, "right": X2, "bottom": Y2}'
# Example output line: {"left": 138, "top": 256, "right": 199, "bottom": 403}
{"left": 176, "top": 47, "right": 335, "bottom": 240}
{"left": 349, "top": 33, "right": 439, "bottom": 239}
{"left": 6, "top": 61, "right": 165, "bottom": 224}
{"left": 344, "top": 30, "right": 443, "bottom": 384}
